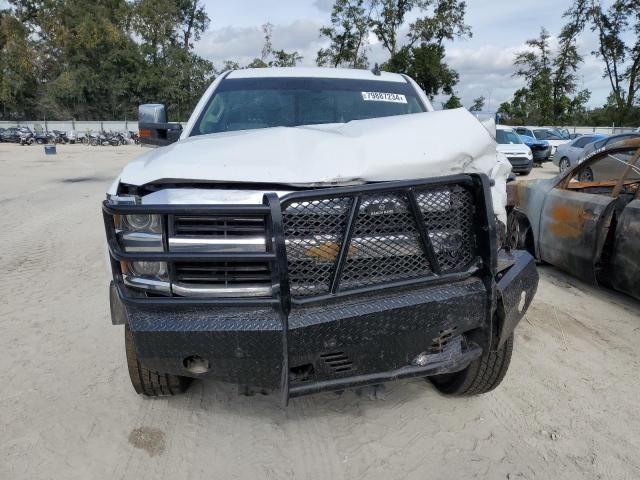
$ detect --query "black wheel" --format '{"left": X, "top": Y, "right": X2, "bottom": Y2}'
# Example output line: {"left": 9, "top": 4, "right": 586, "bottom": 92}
{"left": 506, "top": 210, "right": 530, "bottom": 251}
{"left": 559, "top": 157, "right": 570, "bottom": 173}
{"left": 125, "top": 325, "right": 191, "bottom": 397}
{"left": 578, "top": 167, "right": 594, "bottom": 182}
{"left": 429, "top": 333, "right": 514, "bottom": 396}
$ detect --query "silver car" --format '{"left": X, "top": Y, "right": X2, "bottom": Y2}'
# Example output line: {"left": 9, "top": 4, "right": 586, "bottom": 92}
{"left": 582, "top": 133, "right": 640, "bottom": 160}
{"left": 554, "top": 134, "right": 606, "bottom": 172}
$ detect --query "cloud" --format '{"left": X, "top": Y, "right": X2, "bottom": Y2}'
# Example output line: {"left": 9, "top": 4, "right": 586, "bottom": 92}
{"left": 313, "top": 0, "right": 333, "bottom": 12}
{"left": 195, "top": 19, "right": 325, "bottom": 68}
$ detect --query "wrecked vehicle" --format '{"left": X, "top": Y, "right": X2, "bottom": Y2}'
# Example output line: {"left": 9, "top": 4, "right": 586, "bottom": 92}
{"left": 103, "top": 67, "right": 538, "bottom": 403}
{"left": 507, "top": 138, "right": 640, "bottom": 301}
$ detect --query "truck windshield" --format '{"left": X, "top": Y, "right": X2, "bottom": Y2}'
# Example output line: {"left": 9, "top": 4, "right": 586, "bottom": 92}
{"left": 191, "top": 77, "right": 426, "bottom": 136}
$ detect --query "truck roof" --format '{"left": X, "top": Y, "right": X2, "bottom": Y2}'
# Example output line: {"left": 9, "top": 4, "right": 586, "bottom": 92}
{"left": 226, "top": 67, "right": 407, "bottom": 83}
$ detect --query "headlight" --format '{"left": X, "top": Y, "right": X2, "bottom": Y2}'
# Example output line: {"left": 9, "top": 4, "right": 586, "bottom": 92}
{"left": 122, "top": 261, "right": 170, "bottom": 294}
{"left": 114, "top": 212, "right": 163, "bottom": 252}
{"left": 130, "top": 261, "right": 167, "bottom": 277}
{"left": 122, "top": 214, "right": 162, "bottom": 233}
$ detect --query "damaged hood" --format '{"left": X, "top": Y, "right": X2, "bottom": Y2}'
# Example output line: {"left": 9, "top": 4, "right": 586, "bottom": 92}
{"left": 119, "top": 108, "right": 511, "bottom": 221}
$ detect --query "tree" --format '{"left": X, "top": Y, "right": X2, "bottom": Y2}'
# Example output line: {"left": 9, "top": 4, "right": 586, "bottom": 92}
{"left": 563, "top": 0, "right": 640, "bottom": 124}
{"left": 270, "top": 50, "right": 303, "bottom": 67}
{"left": 442, "top": 93, "right": 462, "bottom": 109}
{"left": 513, "top": 28, "right": 554, "bottom": 125}
{"left": 131, "top": 0, "right": 214, "bottom": 119}
{"left": 469, "top": 96, "right": 485, "bottom": 112}
{"left": 316, "top": 0, "right": 372, "bottom": 68}
{"left": 0, "top": 9, "right": 39, "bottom": 119}
{"left": 376, "top": 0, "right": 471, "bottom": 98}
{"left": 384, "top": 42, "right": 458, "bottom": 97}
{"left": 245, "top": 23, "right": 303, "bottom": 69}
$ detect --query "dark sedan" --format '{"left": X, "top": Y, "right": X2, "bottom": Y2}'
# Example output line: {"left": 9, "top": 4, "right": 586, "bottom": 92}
{"left": 0, "top": 127, "right": 21, "bottom": 142}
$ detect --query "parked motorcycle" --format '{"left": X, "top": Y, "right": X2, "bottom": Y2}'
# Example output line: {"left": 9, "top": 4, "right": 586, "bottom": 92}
{"left": 18, "top": 131, "right": 34, "bottom": 146}
{"left": 51, "top": 130, "right": 69, "bottom": 144}
{"left": 34, "top": 131, "right": 56, "bottom": 144}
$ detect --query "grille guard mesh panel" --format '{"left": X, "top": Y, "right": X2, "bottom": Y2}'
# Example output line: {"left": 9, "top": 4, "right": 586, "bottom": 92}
{"left": 282, "top": 183, "right": 478, "bottom": 298}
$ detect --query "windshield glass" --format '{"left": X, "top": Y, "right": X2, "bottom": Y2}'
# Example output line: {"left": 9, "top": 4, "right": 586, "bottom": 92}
{"left": 191, "top": 77, "right": 426, "bottom": 136}
{"left": 534, "top": 129, "right": 563, "bottom": 140}
{"left": 496, "top": 129, "right": 523, "bottom": 144}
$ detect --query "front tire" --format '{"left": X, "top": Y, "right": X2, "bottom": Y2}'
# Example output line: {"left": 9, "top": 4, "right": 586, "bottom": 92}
{"left": 559, "top": 157, "right": 570, "bottom": 173}
{"left": 429, "top": 333, "right": 514, "bottom": 396}
{"left": 125, "top": 325, "right": 191, "bottom": 397}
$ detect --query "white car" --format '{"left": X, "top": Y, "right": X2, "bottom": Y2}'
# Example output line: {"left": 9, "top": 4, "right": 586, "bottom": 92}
{"left": 102, "top": 67, "right": 536, "bottom": 403}
{"left": 512, "top": 126, "right": 570, "bottom": 158}
{"left": 495, "top": 125, "right": 533, "bottom": 175}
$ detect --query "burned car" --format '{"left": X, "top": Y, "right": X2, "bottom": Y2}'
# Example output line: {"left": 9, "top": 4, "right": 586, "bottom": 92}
{"left": 507, "top": 138, "right": 640, "bottom": 301}
{"left": 104, "top": 67, "right": 538, "bottom": 403}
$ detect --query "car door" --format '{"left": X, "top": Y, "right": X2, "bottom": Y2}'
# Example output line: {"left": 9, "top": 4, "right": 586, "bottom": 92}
{"left": 608, "top": 199, "right": 640, "bottom": 300}
{"left": 590, "top": 148, "right": 640, "bottom": 181}
{"left": 537, "top": 150, "right": 620, "bottom": 284}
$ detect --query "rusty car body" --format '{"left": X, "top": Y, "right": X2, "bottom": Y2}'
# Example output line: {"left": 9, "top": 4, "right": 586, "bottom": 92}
{"left": 507, "top": 138, "right": 640, "bottom": 301}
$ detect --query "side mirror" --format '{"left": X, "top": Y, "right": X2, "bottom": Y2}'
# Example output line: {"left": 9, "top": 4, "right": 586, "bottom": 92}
{"left": 138, "top": 104, "right": 183, "bottom": 147}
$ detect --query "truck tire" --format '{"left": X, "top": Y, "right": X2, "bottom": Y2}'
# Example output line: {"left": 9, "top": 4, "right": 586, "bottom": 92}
{"left": 125, "top": 325, "right": 191, "bottom": 397}
{"left": 428, "top": 333, "right": 513, "bottom": 396}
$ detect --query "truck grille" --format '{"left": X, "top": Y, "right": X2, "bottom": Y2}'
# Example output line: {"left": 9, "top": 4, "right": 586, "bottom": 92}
{"left": 282, "top": 185, "right": 476, "bottom": 298}
{"left": 172, "top": 215, "right": 265, "bottom": 237}
{"left": 169, "top": 215, "right": 271, "bottom": 297}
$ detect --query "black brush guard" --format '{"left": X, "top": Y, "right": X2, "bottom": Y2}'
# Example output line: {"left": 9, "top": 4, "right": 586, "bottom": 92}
{"left": 103, "top": 174, "right": 538, "bottom": 403}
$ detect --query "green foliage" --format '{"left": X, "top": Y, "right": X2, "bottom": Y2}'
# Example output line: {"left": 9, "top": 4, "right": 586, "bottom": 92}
{"left": 0, "top": 10, "right": 39, "bottom": 119}
{"left": 316, "top": 0, "right": 470, "bottom": 101}
{"left": 240, "top": 23, "right": 303, "bottom": 70}
{"left": 316, "top": 0, "right": 371, "bottom": 68}
{"left": 500, "top": 27, "right": 591, "bottom": 125}
{"left": 383, "top": 43, "right": 458, "bottom": 98}
{"left": 469, "top": 96, "right": 485, "bottom": 112}
{"left": 1, "top": 0, "right": 213, "bottom": 120}
{"left": 442, "top": 93, "right": 462, "bottom": 109}
{"left": 561, "top": 0, "right": 640, "bottom": 125}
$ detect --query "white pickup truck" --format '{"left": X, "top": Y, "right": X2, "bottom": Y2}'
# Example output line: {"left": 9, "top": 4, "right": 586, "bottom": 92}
{"left": 103, "top": 67, "right": 537, "bottom": 403}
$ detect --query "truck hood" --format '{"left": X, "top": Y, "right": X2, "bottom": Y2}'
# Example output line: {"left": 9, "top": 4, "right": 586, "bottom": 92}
{"left": 117, "top": 108, "right": 512, "bottom": 222}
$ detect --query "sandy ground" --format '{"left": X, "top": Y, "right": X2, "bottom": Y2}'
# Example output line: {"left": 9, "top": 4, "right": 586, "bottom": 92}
{"left": 1, "top": 143, "right": 639, "bottom": 480}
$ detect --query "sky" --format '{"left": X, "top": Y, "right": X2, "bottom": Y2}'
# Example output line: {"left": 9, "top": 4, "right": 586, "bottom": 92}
{"left": 195, "top": 0, "right": 618, "bottom": 110}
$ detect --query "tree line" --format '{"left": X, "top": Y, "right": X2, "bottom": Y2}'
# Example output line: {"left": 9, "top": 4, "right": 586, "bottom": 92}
{"left": 1, "top": 0, "right": 638, "bottom": 125}
{"left": 498, "top": 0, "right": 640, "bottom": 127}
{"left": 0, "top": 0, "right": 471, "bottom": 121}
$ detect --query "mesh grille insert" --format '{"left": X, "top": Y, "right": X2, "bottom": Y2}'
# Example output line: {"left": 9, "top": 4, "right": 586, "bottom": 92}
{"left": 283, "top": 198, "right": 351, "bottom": 297}
{"left": 282, "top": 183, "right": 477, "bottom": 299}
{"left": 340, "top": 193, "right": 431, "bottom": 289}
{"left": 415, "top": 186, "right": 475, "bottom": 272}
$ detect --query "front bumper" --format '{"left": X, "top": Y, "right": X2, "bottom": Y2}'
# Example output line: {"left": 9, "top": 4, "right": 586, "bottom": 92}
{"left": 506, "top": 156, "right": 534, "bottom": 173}
{"left": 531, "top": 146, "right": 552, "bottom": 162}
{"left": 112, "top": 250, "right": 537, "bottom": 402}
